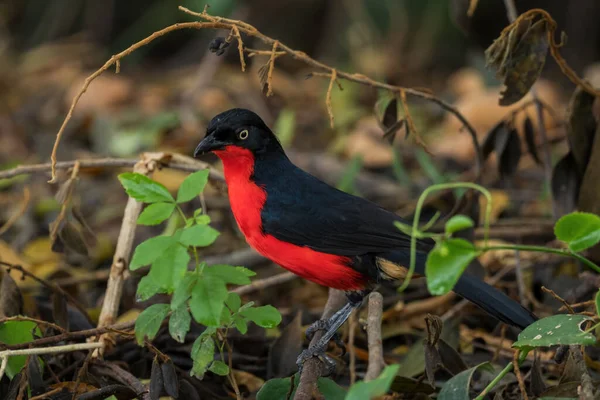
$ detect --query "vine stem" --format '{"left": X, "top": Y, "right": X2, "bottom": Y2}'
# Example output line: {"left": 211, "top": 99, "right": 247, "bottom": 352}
{"left": 399, "top": 182, "right": 492, "bottom": 292}
{"left": 474, "top": 361, "right": 513, "bottom": 400}
{"left": 478, "top": 244, "right": 600, "bottom": 274}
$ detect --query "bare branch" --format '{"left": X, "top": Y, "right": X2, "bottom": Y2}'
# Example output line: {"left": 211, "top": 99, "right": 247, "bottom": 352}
{"left": 364, "top": 292, "right": 385, "bottom": 381}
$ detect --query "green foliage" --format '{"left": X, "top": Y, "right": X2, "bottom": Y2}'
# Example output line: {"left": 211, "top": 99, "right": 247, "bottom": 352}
{"left": 137, "top": 202, "right": 175, "bottom": 225}
{"left": 135, "top": 303, "right": 170, "bottom": 345}
{"left": 345, "top": 365, "right": 400, "bottom": 400}
{"left": 438, "top": 362, "right": 493, "bottom": 400}
{"left": 257, "top": 377, "right": 297, "bottom": 400}
{"left": 0, "top": 321, "right": 42, "bottom": 379}
{"left": 425, "top": 238, "right": 477, "bottom": 295}
{"left": 512, "top": 314, "right": 596, "bottom": 350}
{"left": 118, "top": 172, "right": 282, "bottom": 380}
{"left": 445, "top": 215, "right": 474, "bottom": 234}
{"left": 554, "top": 212, "right": 600, "bottom": 252}
{"left": 118, "top": 172, "right": 174, "bottom": 203}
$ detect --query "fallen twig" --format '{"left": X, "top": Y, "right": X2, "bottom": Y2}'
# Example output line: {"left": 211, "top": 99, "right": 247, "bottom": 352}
{"left": 0, "top": 342, "right": 103, "bottom": 381}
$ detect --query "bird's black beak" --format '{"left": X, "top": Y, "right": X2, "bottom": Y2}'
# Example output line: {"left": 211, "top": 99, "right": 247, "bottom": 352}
{"left": 193, "top": 134, "right": 226, "bottom": 157}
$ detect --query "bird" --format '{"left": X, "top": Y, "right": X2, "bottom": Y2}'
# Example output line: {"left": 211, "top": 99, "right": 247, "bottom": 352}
{"left": 194, "top": 108, "right": 537, "bottom": 372}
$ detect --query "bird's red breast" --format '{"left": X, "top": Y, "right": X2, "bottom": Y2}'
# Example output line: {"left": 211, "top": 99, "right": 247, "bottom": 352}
{"left": 214, "top": 145, "right": 367, "bottom": 290}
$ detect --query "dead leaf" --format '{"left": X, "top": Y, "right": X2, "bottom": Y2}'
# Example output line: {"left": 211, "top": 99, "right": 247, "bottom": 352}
{"left": 523, "top": 116, "right": 541, "bottom": 164}
{"left": 551, "top": 152, "right": 580, "bottom": 217}
{"left": 566, "top": 87, "right": 597, "bottom": 174}
{"left": 529, "top": 356, "right": 546, "bottom": 396}
{"left": 498, "top": 127, "right": 522, "bottom": 178}
{"left": 0, "top": 270, "right": 23, "bottom": 318}
{"left": 52, "top": 292, "right": 69, "bottom": 331}
{"left": 267, "top": 311, "right": 303, "bottom": 378}
{"left": 232, "top": 369, "right": 265, "bottom": 393}
{"left": 486, "top": 17, "right": 550, "bottom": 106}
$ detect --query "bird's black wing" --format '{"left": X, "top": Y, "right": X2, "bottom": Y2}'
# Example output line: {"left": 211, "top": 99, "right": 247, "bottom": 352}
{"left": 258, "top": 163, "right": 433, "bottom": 257}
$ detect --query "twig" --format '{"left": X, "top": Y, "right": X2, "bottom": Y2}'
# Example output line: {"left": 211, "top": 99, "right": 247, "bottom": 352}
{"left": 1, "top": 321, "right": 135, "bottom": 351}
{"left": 232, "top": 271, "right": 296, "bottom": 295}
{"left": 295, "top": 289, "right": 347, "bottom": 400}
{"left": 513, "top": 351, "right": 529, "bottom": 400}
{"left": 50, "top": 5, "right": 484, "bottom": 182}
{"left": 325, "top": 70, "right": 337, "bottom": 128}
{"left": 93, "top": 155, "right": 158, "bottom": 357}
{"left": 364, "top": 292, "right": 385, "bottom": 381}
{"left": 231, "top": 25, "right": 246, "bottom": 72}
{"left": 47, "top": 20, "right": 234, "bottom": 182}
{"left": 467, "top": 0, "right": 479, "bottom": 17}
{"left": 92, "top": 359, "right": 150, "bottom": 400}
{"left": 0, "top": 155, "right": 223, "bottom": 182}
{"left": 0, "top": 186, "right": 30, "bottom": 236}
{"left": 541, "top": 286, "right": 574, "bottom": 313}
{"left": 0, "top": 316, "right": 67, "bottom": 334}
{"left": 0, "top": 342, "right": 103, "bottom": 380}
{"left": 266, "top": 40, "right": 279, "bottom": 97}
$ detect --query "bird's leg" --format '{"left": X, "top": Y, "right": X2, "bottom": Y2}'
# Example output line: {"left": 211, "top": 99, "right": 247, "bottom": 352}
{"left": 297, "top": 301, "right": 360, "bottom": 375}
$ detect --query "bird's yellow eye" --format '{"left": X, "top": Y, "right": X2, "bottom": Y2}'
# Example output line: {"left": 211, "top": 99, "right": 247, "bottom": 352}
{"left": 237, "top": 129, "right": 249, "bottom": 140}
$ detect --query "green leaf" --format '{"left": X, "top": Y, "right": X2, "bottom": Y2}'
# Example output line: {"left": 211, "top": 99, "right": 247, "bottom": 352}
{"left": 137, "top": 203, "right": 176, "bottom": 225}
{"left": 209, "top": 360, "right": 230, "bottom": 376}
{"left": 191, "top": 335, "right": 215, "bottom": 378}
{"left": 445, "top": 215, "right": 475, "bottom": 235}
{"left": 346, "top": 365, "right": 400, "bottom": 400}
{"left": 195, "top": 214, "right": 211, "bottom": 225}
{"left": 169, "top": 306, "right": 191, "bottom": 343}
{"left": 317, "top": 377, "right": 346, "bottom": 400}
{"left": 180, "top": 224, "right": 220, "bottom": 247}
{"left": 171, "top": 273, "right": 198, "bottom": 310}
{"left": 135, "top": 303, "right": 170, "bottom": 345}
{"left": 234, "top": 315, "right": 248, "bottom": 334}
{"left": 257, "top": 377, "right": 296, "bottom": 400}
{"left": 136, "top": 275, "right": 162, "bottom": 301}
{"left": 554, "top": 212, "right": 600, "bottom": 252}
{"left": 438, "top": 362, "right": 493, "bottom": 400}
{"left": 177, "top": 170, "right": 210, "bottom": 203}
{"left": 118, "top": 172, "right": 174, "bottom": 203}
{"left": 426, "top": 238, "right": 477, "bottom": 295}
{"left": 130, "top": 236, "right": 175, "bottom": 270}
{"left": 240, "top": 305, "right": 282, "bottom": 328}
{"left": 190, "top": 275, "right": 228, "bottom": 326}
{"left": 149, "top": 244, "right": 190, "bottom": 293}
{"left": 512, "top": 314, "right": 596, "bottom": 350}
{"left": 205, "top": 265, "right": 254, "bottom": 285}
{"left": 0, "top": 321, "right": 41, "bottom": 379}
{"left": 225, "top": 292, "right": 242, "bottom": 312}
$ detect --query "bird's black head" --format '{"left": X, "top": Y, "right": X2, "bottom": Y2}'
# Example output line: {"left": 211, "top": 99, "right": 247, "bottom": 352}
{"left": 194, "top": 108, "right": 283, "bottom": 157}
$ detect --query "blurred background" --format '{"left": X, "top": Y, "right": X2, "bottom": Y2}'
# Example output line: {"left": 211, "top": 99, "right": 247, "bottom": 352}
{"left": 1, "top": 0, "right": 600, "bottom": 395}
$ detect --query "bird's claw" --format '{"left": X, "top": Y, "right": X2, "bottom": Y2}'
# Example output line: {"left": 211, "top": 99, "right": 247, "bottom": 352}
{"left": 305, "top": 320, "right": 347, "bottom": 355}
{"left": 296, "top": 346, "right": 337, "bottom": 376}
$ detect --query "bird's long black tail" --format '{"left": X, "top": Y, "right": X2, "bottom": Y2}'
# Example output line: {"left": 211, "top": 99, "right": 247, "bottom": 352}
{"left": 382, "top": 250, "right": 537, "bottom": 330}
{"left": 453, "top": 268, "right": 537, "bottom": 329}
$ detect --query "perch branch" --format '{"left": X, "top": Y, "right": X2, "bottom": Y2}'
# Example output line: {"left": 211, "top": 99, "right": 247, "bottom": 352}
{"left": 364, "top": 292, "right": 385, "bottom": 381}
{"left": 295, "top": 289, "right": 347, "bottom": 400}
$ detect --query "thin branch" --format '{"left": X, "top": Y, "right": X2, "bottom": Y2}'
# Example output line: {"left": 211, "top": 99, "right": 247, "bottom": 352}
{"left": 295, "top": 289, "right": 347, "bottom": 400}
{"left": 0, "top": 321, "right": 135, "bottom": 351}
{"left": 232, "top": 271, "right": 296, "bottom": 295}
{"left": 93, "top": 155, "right": 158, "bottom": 357}
{"left": 266, "top": 40, "right": 279, "bottom": 97}
{"left": 0, "top": 342, "right": 103, "bottom": 381}
{"left": 364, "top": 292, "right": 385, "bottom": 381}
{"left": 0, "top": 316, "right": 67, "bottom": 334}
{"left": 512, "top": 351, "right": 529, "bottom": 400}
{"left": 325, "top": 70, "right": 337, "bottom": 128}
{"left": 0, "top": 156, "right": 224, "bottom": 182}
{"left": 47, "top": 21, "right": 234, "bottom": 182}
